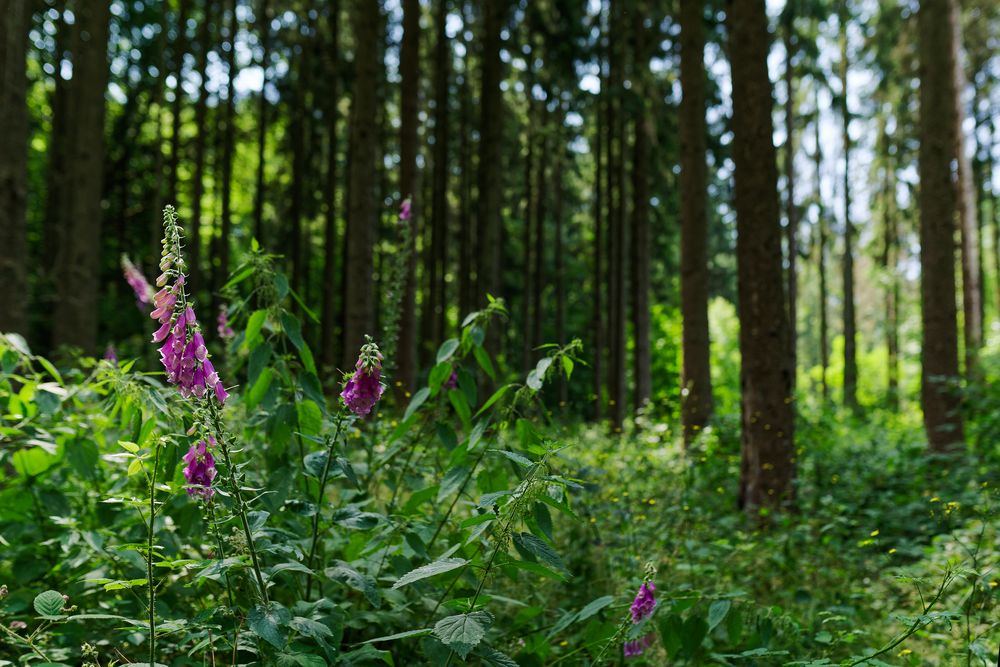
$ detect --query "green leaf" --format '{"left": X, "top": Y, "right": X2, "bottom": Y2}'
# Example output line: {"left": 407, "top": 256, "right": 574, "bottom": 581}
{"left": 392, "top": 558, "right": 468, "bottom": 590}
{"left": 280, "top": 312, "right": 305, "bottom": 350}
{"left": 326, "top": 561, "right": 381, "bottom": 608}
{"left": 432, "top": 611, "right": 493, "bottom": 659}
{"left": 707, "top": 599, "right": 731, "bottom": 632}
{"left": 448, "top": 390, "right": 472, "bottom": 426}
{"left": 247, "top": 367, "right": 274, "bottom": 409}
{"left": 362, "top": 628, "right": 433, "bottom": 644}
{"left": 502, "top": 559, "right": 568, "bottom": 582}
{"left": 337, "top": 457, "right": 361, "bottom": 489}
{"left": 514, "top": 532, "right": 568, "bottom": 574}
{"left": 33, "top": 590, "right": 66, "bottom": 617}
{"left": 248, "top": 602, "right": 292, "bottom": 649}
{"left": 681, "top": 614, "right": 708, "bottom": 657}
{"left": 428, "top": 362, "right": 453, "bottom": 394}
{"left": 577, "top": 595, "right": 615, "bottom": 622}
{"left": 303, "top": 451, "right": 328, "bottom": 479}
{"left": 475, "top": 384, "right": 510, "bottom": 418}
{"left": 276, "top": 653, "right": 327, "bottom": 667}
{"left": 476, "top": 646, "right": 520, "bottom": 667}
{"left": 296, "top": 400, "right": 323, "bottom": 437}
{"left": 473, "top": 345, "right": 495, "bottom": 380}
{"left": 244, "top": 309, "right": 268, "bottom": 349}
{"left": 403, "top": 387, "right": 430, "bottom": 422}
{"left": 561, "top": 355, "right": 574, "bottom": 379}
{"left": 436, "top": 466, "right": 469, "bottom": 504}
{"left": 436, "top": 338, "right": 460, "bottom": 363}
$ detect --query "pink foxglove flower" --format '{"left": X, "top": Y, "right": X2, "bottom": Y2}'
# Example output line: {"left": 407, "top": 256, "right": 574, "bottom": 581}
{"left": 183, "top": 437, "right": 217, "bottom": 498}
{"left": 217, "top": 307, "right": 235, "bottom": 339}
{"left": 629, "top": 582, "right": 656, "bottom": 623}
{"left": 399, "top": 197, "right": 412, "bottom": 221}
{"left": 122, "top": 254, "right": 156, "bottom": 307}
{"left": 623, "top": 634, "right": 655, "bottom": 658}
{"left": 341, "top": 337, "right": 385, "bottom": 417}
{"left": 151, "top": 206, "right": 229, "bottom": 403}
{"left": 104, "top": 345, "right": 118, "bottom": 362}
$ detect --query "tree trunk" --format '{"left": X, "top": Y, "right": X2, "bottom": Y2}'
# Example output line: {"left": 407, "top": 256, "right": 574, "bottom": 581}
{"left": 918, "top": 0, "right": 964, "bottom": 451}
{"left": 167, "top": 0, "right": 189, "bottom": 208}
{"left": 44, "top": 0, "right": 71, "bottom": 286}
{"left": 430, "top": 0, "right": 450, "bottom": 353}
{"left": 554, "top": 113, "right": 567, "bottom": 406}
{"left": 189, "top": 0, "right": 213, "bottom": 295}
{"left": 218, "top": 0, "right": 237, "bottom": 292}
{"left": 342, "top": 0, "right": 380, "bottom": 366}
{"left": 476, "top": 0, "right": 505, "bottom": 342}
{"left": 321, "top": 2, "right": 341, "bottom": 371}
{"left": 252, "top": 0, "right": 270, "bottom": 246}
{"left": 0, "top": 0, "right": 29, "bottom": 336}
{"left": 814, "top": 87, "right": 829, "bottom": 402}
{"left": 840, "top": 8, "right": 858, "bottom": 411}
{"left": 457, "top": 3, "right": 475, "bottom": 320}
{"left": 630, "top": 4, "right": 651, "bottom": 414}
{"left": 783, "top": 18, "right": 798, "bottom": 391}
{"left": 51, "top": 0, "right": 110, "bottom": 352}
{"left": 521, "top": 81, "right": 536, "bottom": 373}
{"left": 592, "top": 71, "right": 605, "bottom": 421}
{"left": 679, "top": 0, "right": 713, "bottom": 440}
{"left": 951, "top": 2, "right": 981, "bottom": 377}
{"left": 608, "top": 0, "right": 627, "bottom": 433}
{"left": 532, "top": 116, "right": 547, "bottom": 353}
{"left": 727, "top": 0, "right": 796, "bottom": 513}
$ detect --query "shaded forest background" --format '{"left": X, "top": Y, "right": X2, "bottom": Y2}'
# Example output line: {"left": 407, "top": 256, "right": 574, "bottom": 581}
{"left": 1, "top": 0, "right": 999, "bottom": 437}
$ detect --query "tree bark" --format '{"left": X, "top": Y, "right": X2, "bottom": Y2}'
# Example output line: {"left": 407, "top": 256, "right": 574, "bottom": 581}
{"left": 218, "top": 0, "right": 237, "bottom": 292}
{"left": 727, "top": 0, "right": 796, "bottom": 513}
{"left": 167, "top": 0, "right": 189, "bottom": 209}
{"left": 783, "top": 15, "right": 798, "bottom": 392}
{"left": 532, "top": 114, "right": 547, "bottom": 353}
{"left": 430, "top": 0, "right": 451, "bottom": 355}
{"left": 592, "top": 67, "right": 605, "bottom": 421}
{"left": 950, "top": 1, "right": 981, "bottom": 377}
{"left": 814, "top": 87, "right": 828, "bottom": 402}
{"left": 52, "top": 0, "right": 110, "bottom": 352}
{"left": 189, "top": 0, "right": 213, "bottom": 296}
{"left": 839, "top": 7, "right": 858, "bottom": 411}
{"left": 679, "top": 0, "right": 713, "bottom": 440}
{"left": 342, "top": 0, "right": 380, "bottom": 366}
{"left": 252, "top": 0, "right": 270, "bottom": 246}
{"left": 476, "top": 0, "right": 505, "bottom": 339}
{"left": 608, "top": 0, "right": 627, "bottom": 432}
{"left": 630, "top": 4, "right": 651, "bottom": 414}
{"left": 918, "top": 0, "right": 964, "bottom": 451}
{"left": 0, "top": 0, "right": 30, "bottom": 336}
{"left": 321, "top": 1, "right": 341, "bottom": 371}
{"left": 457, "top": 2, "right": 475, "bottom": 320}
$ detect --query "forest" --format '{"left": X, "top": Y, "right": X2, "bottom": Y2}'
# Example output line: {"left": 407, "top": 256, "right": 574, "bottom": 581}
{"left": 1, "top": 0, "right": 999, "bottom": 663}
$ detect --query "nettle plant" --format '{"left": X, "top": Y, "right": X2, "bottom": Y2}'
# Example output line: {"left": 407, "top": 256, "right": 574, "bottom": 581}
{"left": 0, "top": 204, "right": 616, "bottom": 667}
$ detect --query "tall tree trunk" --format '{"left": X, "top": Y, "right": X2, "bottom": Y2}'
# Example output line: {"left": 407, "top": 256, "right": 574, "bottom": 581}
{"left": 476, "top": 0, "right": 505, "bottom": 348}
{"left": 457, "top": 3, "right": 475, "bottom": 319}
{"left": 554, "top": 116, "right": 567, "bottom": 406}
{"left": 783, "top": 16, "right": 798, "bottom": 391}
{"left": 52, "top": 0, "right": 110, "bottom": 352}
{"left": 167, "top": 0, "right": 189, "bottom": 208}
{"left": 430, "top": 0, "right": 450, "bottom": 352}
{"left": 950, "top": 3, "right": 981, "bottom": 377}
{"left": 521, "top": 82, "right": 536, "bottom": 373}
{"left": 342, "top": 0, "right": 380, "bottom": 366}
{"left": 189, "top": 0, "right": 213, "bottom": 296}
{"left": 814, "top": 88, "right": 829, "bottom": 402}
{"left": 321, "top": 1, "right": 341, "bottom": 371}
{"left": 727, "top": 0, "right": 796, "bottom": 513}
{"left": 918, "top": 0, "right": 964, "bottom": 451}
{"left": 289, "top": 19, "right": 312, "bottom": 299}
{"left": 252, "top": 0, "right": 270, "bottom": 245}
{"left": 218, "top": 0, "right": 237, "bottom": 292}
{"left": 679, "top": 0, "right": 713, "bottom": 440}
{"left": 839, "top": 8, "right": 858, "bottom": 411}
{"left": 592, "top": 75, "right": 605, "bottom": 421}
{"left": 630, "top": 3, "right": 651, "bottom": 414}
{"left": 884, "top": 144, "right": 900, "bottom": 409}
{"left": 44, "top": 0, "right": 71, "bottom": 286}
{"left": 396, "top": 0, "right": 420, "bottom": 390}
{"left": 608, "top": 0, "right": 627, "bottom": 432}
{"left": 532, "top": 116, "right": 547, "bottom": 352}
{"left": 0, "top": 0, "right": 30, "bottom": 336}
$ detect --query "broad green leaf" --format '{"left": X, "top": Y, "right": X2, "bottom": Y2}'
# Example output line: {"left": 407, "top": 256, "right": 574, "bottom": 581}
{"left": 432, "top": 611, "right": 493, "bottom": 658}
{"left": 362, "top": 628, "right": 433, "bottom": 644}
{"left": 249, "top": 601, "right": 292, "bottom": 649}
{"left": 428, "top": 362, "right": 453, "bottom": 394}
{"left": 577, "top": 595, "right": 615, "bottom": 622}
{"left": 436, "top": 338, "right": 460, "bottom": 363}
{"left": 34, "top": 590, "right": 66, "bottom": 617}
{"left": 280, "top": 312, "right": 305, "bottom": 350}
{"left": 392, "top": 557, "right": 467, "bottom": 590}
{"left": 475, "top": 384, "right": 510, "bottom": 418}
{"left": 707, "top": 599, "right": 731, "bottom": 632}
{"left": 247, "top": 367, "right": 274, "bottom": 409}
{"left": 436, "top": 466, "right": 469, "bottom": 504}
{"left": 296, "top": 400, "right": 322, "bottom": 437}
{"left": 403, "top": 387, "right": 430, "bottom": 422}
{"left": 514, "top": 532, "right": 569, "bottom": 574}
{"left": 326, "top": 561, "right": 380, "bottom": 608}
{"left": 244, "top": 309, "right": 268, "bottom": 349}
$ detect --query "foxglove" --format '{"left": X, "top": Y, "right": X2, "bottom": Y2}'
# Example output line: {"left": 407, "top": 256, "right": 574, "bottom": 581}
{"left": 399, "top": 197, "right": 412, "bottom": 221}
{"left": 341, "top": 337, "right": 385, "bottom": 417}
{"left": 183, "top": 437, "right": 217, "bottom": 498}
{"left": 623, "top": 634, "right": 655, "bottom": 658}
{"left": 122, "top": 254, "right": 155, "bottom": 306}
{"left": 217, "top": 307, "right": 235, "bottom": 339}
{"left": 630, "top": 582, "right": 656, "bottom": 623}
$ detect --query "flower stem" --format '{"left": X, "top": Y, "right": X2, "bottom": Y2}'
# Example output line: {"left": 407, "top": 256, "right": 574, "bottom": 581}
{"left": 209, "top": 401, "right": 269, "bottom": 604}
{"left": 305, "top": 411, "right": 346, "bottom": 599}
{"left": 0, "top": 623, "right": 52, "bottom": 662}
{"left": 148, "top": 440, "right": 160, "bottom": 666}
